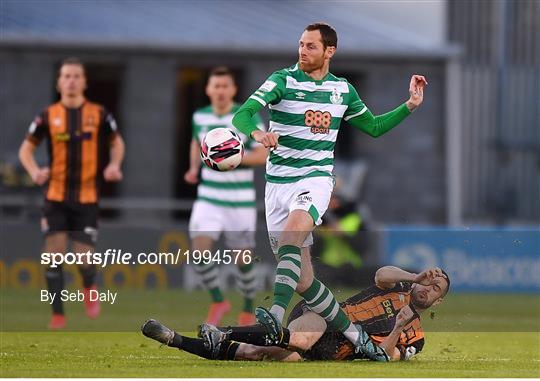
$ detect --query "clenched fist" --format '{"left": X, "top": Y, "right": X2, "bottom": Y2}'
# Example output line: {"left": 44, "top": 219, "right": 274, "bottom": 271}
{"left": 252, "top": 130, "right": 279, "bottom": 149}
{"left": 395, "top": 305, "right": 414, "bottom": 328}
{"left": 103, "top": 163, "right": 123, "bottom": 182}
{"left": 184, "top": 168, "right": 199, "bottom": 185}
{"left": 32, "top": 167, "right": 50, "bottom": 186}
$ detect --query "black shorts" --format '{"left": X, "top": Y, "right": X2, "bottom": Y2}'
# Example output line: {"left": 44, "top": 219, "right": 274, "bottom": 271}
{"left": 42, "top": 200, "right": 99, "bottom": 245}
{"left": 287, "top": 300, "right": 353, "bottom": 361}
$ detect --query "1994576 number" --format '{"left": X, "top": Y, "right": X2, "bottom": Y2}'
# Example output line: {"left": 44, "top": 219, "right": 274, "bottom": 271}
{"left": 184, "top": 249, "right": 252, "bottom": 265}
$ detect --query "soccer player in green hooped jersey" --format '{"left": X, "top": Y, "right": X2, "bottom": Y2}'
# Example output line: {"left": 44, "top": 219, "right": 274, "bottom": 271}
{"left": 231, "top": 23, "right": 428, "bottom": 351}
{"left": 184, "top": 67, "right": 268, "bottom": 326}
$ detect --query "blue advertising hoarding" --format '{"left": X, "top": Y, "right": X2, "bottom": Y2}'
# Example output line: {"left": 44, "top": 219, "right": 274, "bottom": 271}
{"left": 383, "top": 226, "right": 540, "bottom": 292}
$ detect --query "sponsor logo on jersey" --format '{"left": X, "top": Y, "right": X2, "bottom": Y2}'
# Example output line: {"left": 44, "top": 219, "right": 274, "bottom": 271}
{"left": 295, "top": 91, "right": 306, "bottom": 100}
{"left": 55, "top": 132, "right": 92, "bottom": 142}
{"left": 330, "top": 88, "right": 343, "bottom": 105}
{"left": 381, "top": 299, "right": 396, "bottom": 318}
{"left": 304, "top": 110, "right": 332, "bottom": 134}
{"left": 259, "top": 80, "right": 277, "bottom": 92}
{"left": 55, "top": 133, "right": 70, "bottom": 142}
{"left": 75, "top": 131, "right": 93, "bottom": 140}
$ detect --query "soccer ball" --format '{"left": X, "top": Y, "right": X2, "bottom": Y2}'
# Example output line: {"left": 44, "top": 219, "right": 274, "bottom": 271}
{"left": 201, "top": 128, "right": 244, "bottom": 171}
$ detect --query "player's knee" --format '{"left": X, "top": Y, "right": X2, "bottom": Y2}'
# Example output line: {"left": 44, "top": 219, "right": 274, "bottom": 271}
{"left": 44, "top": 233, "right": 68, "bottom": 254}
{"left": 278, "top": 232, "right": 304, "bottom": 248}
{"left": 290, "top": 332, "right": 313, "bottom": 351}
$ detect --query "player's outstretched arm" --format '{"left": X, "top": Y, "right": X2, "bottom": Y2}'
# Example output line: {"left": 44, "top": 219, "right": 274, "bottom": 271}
{"left": 347, "top": 75, "right": 427, "bottom": 137}
{"left": 348, "top": 105, "right": 410, "bottom": 137}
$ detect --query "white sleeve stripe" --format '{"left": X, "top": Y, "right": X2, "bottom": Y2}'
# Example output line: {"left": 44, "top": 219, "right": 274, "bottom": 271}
{"left": 344, "top": 106, "right": 368, "bottom": 121}
{"left": 249, "top": 95, "right": 267, "bottom": 106}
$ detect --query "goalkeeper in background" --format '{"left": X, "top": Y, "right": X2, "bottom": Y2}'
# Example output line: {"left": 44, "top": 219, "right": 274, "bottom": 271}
{"left": 184, "top": 67, "right": 268, "bottom": 326}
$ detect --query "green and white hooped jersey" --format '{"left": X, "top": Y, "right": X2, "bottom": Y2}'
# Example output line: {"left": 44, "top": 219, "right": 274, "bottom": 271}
{"left": 192, "top": 104, "right": 264, "bottom": 207}
{"left": 249, "top": 63, "right": 367, "bottom": 183}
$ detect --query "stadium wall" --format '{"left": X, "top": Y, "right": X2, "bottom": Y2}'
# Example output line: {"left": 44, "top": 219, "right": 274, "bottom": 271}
{"left": 0, "top": 47, "right": 449, "bottom": 224}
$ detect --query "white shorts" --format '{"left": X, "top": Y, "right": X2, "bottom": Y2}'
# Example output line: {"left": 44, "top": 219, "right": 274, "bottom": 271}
{"left": 189, "top": 200, "right": 256, "bottom": 248}
{"left": 265, "top": 176, "right": 334, "bottom": 254}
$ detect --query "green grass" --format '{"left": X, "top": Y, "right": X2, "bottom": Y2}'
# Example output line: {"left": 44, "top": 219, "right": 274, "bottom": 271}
{"left": 1, "top": 289, "right": 539, "bottom": 377}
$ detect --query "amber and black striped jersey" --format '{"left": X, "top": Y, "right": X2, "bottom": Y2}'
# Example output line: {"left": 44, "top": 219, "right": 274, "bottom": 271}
{"left": 26, "top": 101, "right": 119, "bottom": 204}
{"left": 303, "top": 282, "right": 424, "bottom": 361}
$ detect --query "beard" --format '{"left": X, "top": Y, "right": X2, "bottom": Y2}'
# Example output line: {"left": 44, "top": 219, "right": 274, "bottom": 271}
{"left": 412, "top": 298, "right": 430, "bottom": 310}
{"left": 299, "top": 56, "right": 325, "bottom": 73}
{"left": 411, "top": 289, "right": 431, "bottom": 309}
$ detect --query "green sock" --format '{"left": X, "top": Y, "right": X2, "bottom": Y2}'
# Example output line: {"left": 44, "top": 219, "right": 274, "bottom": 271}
{"left": 237, "top": 262, "right": 257, "bottom": 312}
{"left": 270, "top": 245, "right": 302, "bottom": 322}
{"left": 300, "top": 278, "right": 351, "bottom": 332}
{"left": 209, "top": 287, "right": 224, "bottom": 303}
{"left": 243, "top": 298, "right": 254, "bottom": 313}
{"left": 194, "top": 262, "right": 224, "bottom": 303}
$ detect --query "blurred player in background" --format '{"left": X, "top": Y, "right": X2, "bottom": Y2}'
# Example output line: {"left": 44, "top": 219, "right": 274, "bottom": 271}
{"left": 18, "top": 57, "right": 125, "bottom": 329}
{"left": 142, "top": 266, "right": 450, "bottom": 362}
{"left": 184, "top": 67, "right": 268, "bottom": 326}
{"left": 231, "top": 22, "right": 427, "bottom": 351}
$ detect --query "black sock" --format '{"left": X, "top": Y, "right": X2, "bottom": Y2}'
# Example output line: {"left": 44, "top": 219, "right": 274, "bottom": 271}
{"left": 217, "top": 340, "right": 240, "bottom": 360}
{"left": 168, "top": 333, "right": 239, "bottom": 360}
{"left": 222, "top": 325, "right": 291, "bottom": 348}
{"left": 169, "top": 334, "right": 212, "bottom": 359}
{"left": 45, "top": 266, "right": 64, "bottom": 314}
{"left": 79, "top": 265, "right": 96, "bottom": 288}
{"left": 279, "top": 327, "right": 291, "bottom": 348}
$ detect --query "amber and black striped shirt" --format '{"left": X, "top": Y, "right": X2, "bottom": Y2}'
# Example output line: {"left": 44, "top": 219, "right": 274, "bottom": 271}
{"left": 26, "top": 101, "right": 119, "bottom": 204}
{"left": 333, "top": 282, "right": 425, "bottom": 360}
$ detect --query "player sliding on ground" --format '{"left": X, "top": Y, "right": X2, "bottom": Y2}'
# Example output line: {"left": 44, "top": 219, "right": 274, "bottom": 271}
{"left": 230, "top": 22, "right": 428, "bottom": 351}
{"left": 142, "top": 266, "right": 450, "bottom": 361}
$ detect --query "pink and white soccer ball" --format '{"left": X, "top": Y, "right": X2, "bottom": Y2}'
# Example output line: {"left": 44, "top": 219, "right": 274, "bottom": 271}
{"left": 201, "top": 128, "right": 244, "bottom": 171}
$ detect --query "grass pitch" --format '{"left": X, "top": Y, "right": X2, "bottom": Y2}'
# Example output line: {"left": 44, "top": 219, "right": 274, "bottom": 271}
{"left": 1, "top": 289, "right": 539, "bottom": 377}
